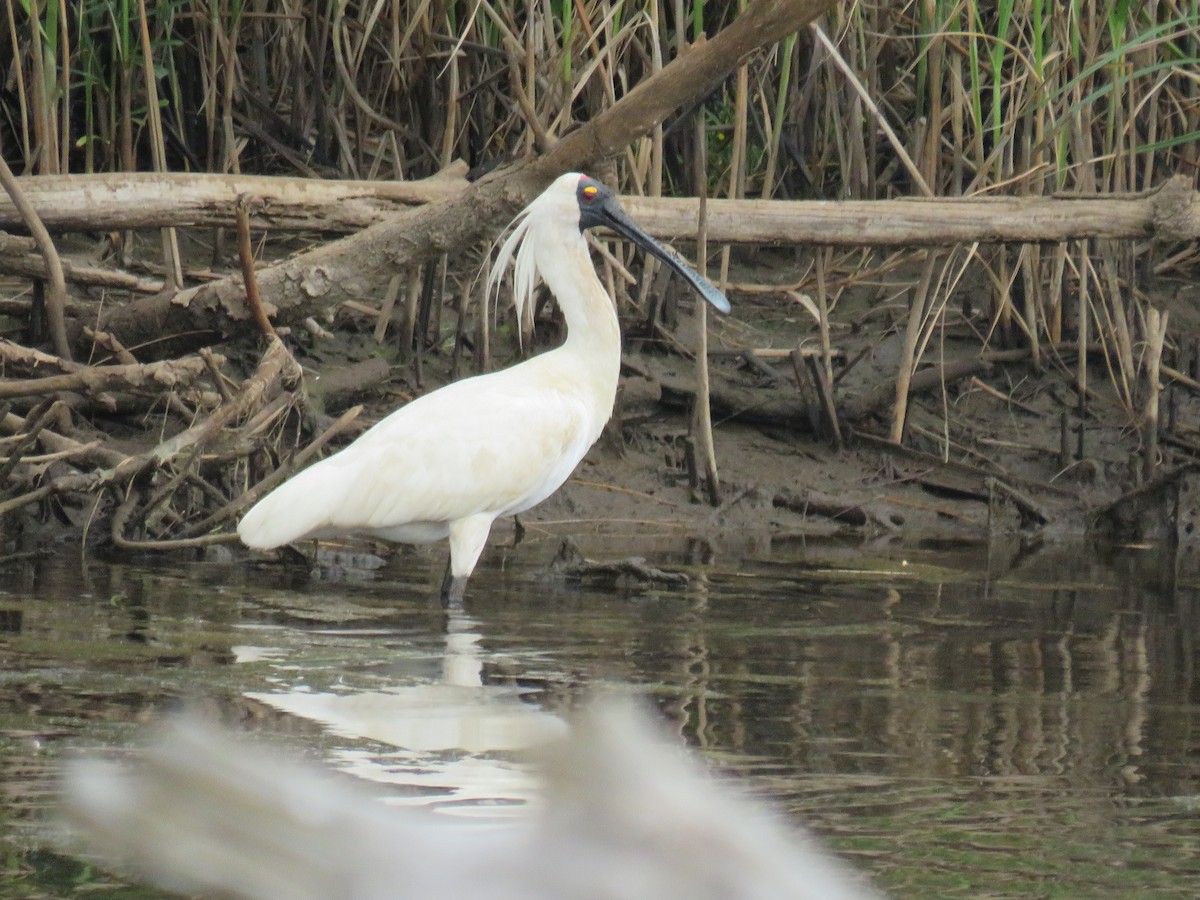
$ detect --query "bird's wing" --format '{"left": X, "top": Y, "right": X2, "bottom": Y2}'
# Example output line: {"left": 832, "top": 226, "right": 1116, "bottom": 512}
{"left": 238, "top": 375, "right": 596, "bottom": 548}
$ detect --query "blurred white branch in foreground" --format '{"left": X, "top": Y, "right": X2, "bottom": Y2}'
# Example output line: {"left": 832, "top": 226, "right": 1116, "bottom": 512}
{"left": 65, "top": 700, "right": 882, "bottom": 900}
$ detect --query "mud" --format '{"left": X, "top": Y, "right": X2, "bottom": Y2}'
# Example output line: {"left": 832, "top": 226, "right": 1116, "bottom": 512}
{"left": 3, "top": 244, "right": 1198, "bottom": 569}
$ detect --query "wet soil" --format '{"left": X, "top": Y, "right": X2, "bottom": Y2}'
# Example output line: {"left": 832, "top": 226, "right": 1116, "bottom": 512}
{"left": 4, "top": 242, "right": 1198, "bottom": 567}
{"left": 336, "top": 282, "right": 1194, "bottom": 559}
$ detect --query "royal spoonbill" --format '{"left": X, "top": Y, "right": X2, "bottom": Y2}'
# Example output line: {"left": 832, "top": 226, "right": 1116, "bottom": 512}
{"left": 237, "top": 173, "right": 730, "bottom": 604}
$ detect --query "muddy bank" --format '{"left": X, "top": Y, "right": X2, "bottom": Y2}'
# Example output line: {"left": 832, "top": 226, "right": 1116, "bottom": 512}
{"left": 499, "top": 300, "right": 1198, "bottom": 560}
{"left": 2, "top": 239, "right": 1198, "bottom": 578}
{"left": 267, "top": 320, "right": 1197, "bottom": 577}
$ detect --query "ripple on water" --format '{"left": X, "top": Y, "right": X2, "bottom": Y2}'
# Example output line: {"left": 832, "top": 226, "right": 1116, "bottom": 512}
{"left": 2, "top": 538, "right": 1200, "bottom": 897}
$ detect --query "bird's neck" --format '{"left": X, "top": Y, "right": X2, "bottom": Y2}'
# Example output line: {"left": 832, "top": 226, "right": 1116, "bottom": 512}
{"left": 539, "top": 233, "right": 622, "bottom": 397}
{"left": 542, "top": 234, "right": 619, "bottom": 364}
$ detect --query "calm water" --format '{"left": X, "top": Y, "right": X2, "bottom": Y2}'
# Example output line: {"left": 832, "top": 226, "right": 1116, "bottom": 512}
{"left": 2, "top": 532, "right": 1200, "bottom": 897}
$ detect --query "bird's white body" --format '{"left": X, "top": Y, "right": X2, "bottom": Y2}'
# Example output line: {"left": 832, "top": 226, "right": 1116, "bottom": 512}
{"left": 237, "top": 174, "right": 621, "bottom": 584}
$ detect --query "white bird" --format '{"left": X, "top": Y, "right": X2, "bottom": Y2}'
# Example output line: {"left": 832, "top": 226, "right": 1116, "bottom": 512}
{"left": 64, "top": 700, "right": 880, "bottom": 900}
{"left": 237, "top": 173, "right": 730, "bottom": 604}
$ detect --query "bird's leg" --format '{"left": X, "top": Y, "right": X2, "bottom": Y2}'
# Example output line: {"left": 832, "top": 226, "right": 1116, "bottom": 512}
{"left": 442, "top": 514, "right": 493, "bottom": 607}
{"left": 511, "top": 515, "right": 526, "bottom": 548}
{"left": 440, "top": 558, "right": 468, "bottom": 608}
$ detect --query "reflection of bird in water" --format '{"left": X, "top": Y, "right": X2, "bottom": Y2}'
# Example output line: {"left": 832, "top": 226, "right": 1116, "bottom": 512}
{"left": 237, "top": 173, "right": 730, "bottom": 606}
{"left": 247, "top": 607, "right": 563, "bottom": 760}
{"left": 66, "top": 701, "right": 879, "bottom": 900}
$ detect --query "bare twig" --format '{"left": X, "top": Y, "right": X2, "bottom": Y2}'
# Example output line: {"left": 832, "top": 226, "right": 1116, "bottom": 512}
{"left": 808, "top": 22, "right": 933, "bottom": 198}
{"left": 235, "top": 195, "right": 277, "bottom": 341}
{"left": 0, "top": 154, "right": 71, "bottom": 359}
{"left": 136, "top": 0, "right": 183, "bottom": 288}
{"left": 691, "top": 110, "right": 720, "bottom": 506}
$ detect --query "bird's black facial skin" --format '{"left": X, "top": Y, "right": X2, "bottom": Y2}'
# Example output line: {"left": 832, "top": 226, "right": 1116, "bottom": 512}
{"left": 573, "top": 175, "right": 732, "bottom": 315}
{"left": 576, "top": 176, "right": 614, "bottom": 230}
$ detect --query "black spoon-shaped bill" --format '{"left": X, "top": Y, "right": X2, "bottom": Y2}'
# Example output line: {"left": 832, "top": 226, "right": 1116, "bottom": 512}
{"left": 577, "top": 179, "right": 732, "bottom": 315}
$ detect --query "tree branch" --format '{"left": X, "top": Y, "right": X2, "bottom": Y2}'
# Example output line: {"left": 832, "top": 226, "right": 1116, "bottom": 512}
{"left": 0, "top": 155, "right": 72, "bottom": 359}
{"left": 98, "top": 0, "right": 837, "bottom": 352}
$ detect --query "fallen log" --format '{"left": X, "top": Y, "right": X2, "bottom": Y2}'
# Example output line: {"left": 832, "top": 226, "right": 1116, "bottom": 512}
{"left": 0, "top": 232, "right": 163, "bottom": 294}
{"left": 0, "top": 339, "right": 79, "bottom": 375}
{"left": 0, "top": 410, "right": 129, "bottom": 469}
{"left": 9, "top": 175, "right": 1195, "bottom": 248}
{"left": 0, "top": 342, "right": 217, "bottom": 401}
{"left": 1, "top": 165, "right": 470, "bottom": 233}
{"left": 96, "top": 0, "right": 837, "bottom": 353}
{"left": 629, "top": 176, "right": 1200, "bottom": 245}
{"left": 62, "top": 174, "right": 1199, "bottom": 355}
{"left": 138, "top": 339, "right": 297, "bottom": 467}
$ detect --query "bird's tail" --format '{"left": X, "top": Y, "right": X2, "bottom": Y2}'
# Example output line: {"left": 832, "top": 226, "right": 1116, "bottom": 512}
{"left": 236, "top": 461, "right": 347, "bottom": 548}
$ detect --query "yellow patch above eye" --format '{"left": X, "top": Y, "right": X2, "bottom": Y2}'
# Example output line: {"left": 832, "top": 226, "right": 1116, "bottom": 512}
{"left": 583, "top": 185, "right": 598, "bottom": 197}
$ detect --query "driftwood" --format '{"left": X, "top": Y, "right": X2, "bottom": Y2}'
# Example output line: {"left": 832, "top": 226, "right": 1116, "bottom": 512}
{"left": 0, "top": 407, "right": 128, "bottom": 469}
{"left": 0, "top": 339, "right": 216, "bottom": 401}
{"left": 634, "top": 176, "right": 1200, "bottom": 244}
{"left": 0, "top": 164, "right": 470, "bottom": 233}
{"left": 772, "top": 487, "right": 902, "bottom": 532}
{"left": 12, "top": 173, "right": 1197, "bottom": 247}
{"left": 550, "top": 537, "right": 690, "bottom": 588}
{"left": 0, "top": 233, "right": 164, "bottom": 293}
{"left": 4, "top": 173, "right": 1190, "bottom": 371}
{"left": 0, "top": 338, "right": 302, "bottom": 543}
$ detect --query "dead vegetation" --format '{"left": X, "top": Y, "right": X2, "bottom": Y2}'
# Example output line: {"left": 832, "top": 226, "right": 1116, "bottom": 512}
{"left": 0, "top": 0, "right": 1198, "bottom": 557}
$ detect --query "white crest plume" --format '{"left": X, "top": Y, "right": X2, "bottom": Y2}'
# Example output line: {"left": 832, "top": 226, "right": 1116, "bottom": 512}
{"left": 486, "top": 203, "right": 539, "bottom": 346}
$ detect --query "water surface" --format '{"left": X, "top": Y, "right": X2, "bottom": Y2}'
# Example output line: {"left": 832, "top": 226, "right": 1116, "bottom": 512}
{"left": 2, "top": 533, "right": 1199, "bottom": 897}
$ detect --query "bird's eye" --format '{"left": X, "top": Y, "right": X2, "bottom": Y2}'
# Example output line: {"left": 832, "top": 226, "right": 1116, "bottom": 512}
{"left": 581, "top": 185, "right": 599, "bottom": 202}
